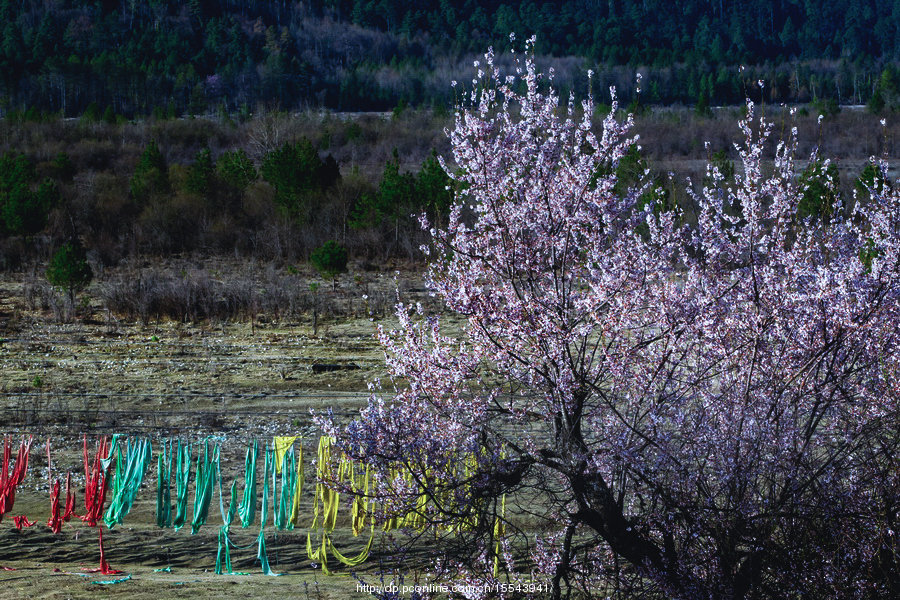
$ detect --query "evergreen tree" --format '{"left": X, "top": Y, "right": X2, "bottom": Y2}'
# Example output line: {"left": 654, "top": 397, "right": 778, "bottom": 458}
{"left": 310, "top": 239, "right": 348, "bottom": 290}
{"left": 130, "top": 140, "right": 169, "bottom": 202}
{"left": 46, "top": 239, "right": 93, "bottom": 306}
{"left": 0, "top": 153, "right": 58, "bottom": 236}
{"left": 415, "top": 150, "right": 454, "bottom": 226}
{"left": 349, "top": 149, "right": 415, "bottom": 240}
{"left": 261, "top": 139, "right": 339, "bottom": 218}
{"left": 185, "top": 147, "right": 215, "bottom": 196}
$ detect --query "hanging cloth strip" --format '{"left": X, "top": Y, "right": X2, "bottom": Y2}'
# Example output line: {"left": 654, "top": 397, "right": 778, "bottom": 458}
{"left": 81, "top": 436, "right": 113, "bottom": 528}
{"left": 454, "top": 452, "right": 480, "bottom": 533}
{"left": 238, "top": 440, "right": 257, "bottom": 528}
{"left": 80, "top": 436, "right": 121, "bottom": 575}
{"left": 273, "top": 436, "right": 296, "bottom": 475}
{"left": 104, "top": 437, "right": 153, "bottom": 529}
{"left": 490, "top": 447, "right": 507, "bottom": 575}
{"left": 215, "top": 479, "right": 238, "bottom": 575}
{"left": 0, "top": 436, "right": 33, "bottom": 523}
{"left": 319, "top": 437, "right": 339, "bottom": 531}
{"left": 47, "top": 478, "right": 63, "bottom": 533}
{"left": 493, "top": 494, "right": 506, "bottom": 577}
{"left": 381, "top": 466, "right": 400, "bottom": 532}
{"left": 99, "top": 435, "right": 121, "bottom": 472}
{"left": 172, "top": 441, "right": 192, "bottom": 532}
{"left": 83, "top": 527, "right": 122, "bottom": 575}
{"left": 191, "top": 441, "right": 218, "bottom": 535}
{"left": 273, "top": 445, "right": 297, "bottom": 531}
{"left": 325, "top": 530, "right": 375, "bottom": 569}
{"left": 306, "top": 436, "right": 335, "bottom": 573}
{"left": 47, "top": 474, "right": 77, "bottom": 534}
{"left": 256, "top": 444, "right": 280, "bottom": 576}
{"left": 289, "top": 442, "right": 304, "bottom": 528}
{"left": 328, "top": 455, "right": 375, "bottom": 569}
{"left": 399, "top": 468, "right": 429, "bottom": 530}
{"left": 306, "top": 437, "right": 375, "bottom": 574}
{"left": 46, "top": 438, "right": 77, "bottom": 534}
{"left": 215, "top": 441, "right": 259, "bottom": 575}
{"left": 156, "top": 439, "right": 172, "bottom": 528}
{"left": 350, "top": 462, "right": 372, "bottom": 537}
{"left": 215, "top": 463, "right": 254, "bottom": 576}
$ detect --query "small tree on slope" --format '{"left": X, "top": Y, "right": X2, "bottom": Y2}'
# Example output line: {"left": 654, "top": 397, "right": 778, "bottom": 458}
{"left": 322, "top": 39, "right": 900, "bottom": 599}
{"left": 310, "top": 239, "right": 348, "bottom": 291}
{"left": 46, "top": 239, "right": 93, "bottom": 308}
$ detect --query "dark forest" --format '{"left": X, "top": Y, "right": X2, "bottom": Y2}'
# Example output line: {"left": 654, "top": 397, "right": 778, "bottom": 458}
{"left": 5, "top": 0, "right": 900, "bottom": 116}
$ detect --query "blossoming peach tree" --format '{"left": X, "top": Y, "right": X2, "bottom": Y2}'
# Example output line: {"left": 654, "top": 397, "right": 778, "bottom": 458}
{"left": 322, "top": 39, "right": 900, "bottom": 599}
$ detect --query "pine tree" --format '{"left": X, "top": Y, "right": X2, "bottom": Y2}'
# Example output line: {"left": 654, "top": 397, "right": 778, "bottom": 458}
{"left": 130, "top": 140, "right": 169, "bottom": 202}
{"left": 46, "top": 239, "right": 93, "bottom": 306}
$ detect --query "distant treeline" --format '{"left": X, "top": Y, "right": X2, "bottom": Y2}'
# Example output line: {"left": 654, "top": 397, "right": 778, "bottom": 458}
{"left": 1, "top": 102, "right": 895, "bottom": 276}
{"left": 3, "top": 0, "right": 900, "bottom": 116}
{"left": 0, "top": 109, "right": 456, "bottom": 271}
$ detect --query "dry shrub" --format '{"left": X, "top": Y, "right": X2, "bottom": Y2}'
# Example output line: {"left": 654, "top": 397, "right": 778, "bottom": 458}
{"left": 96, "top": 260, "right": 401, "bottom": 325}
{"left": 23, "top": 276, "right": 74, "bottom": 322}
{"left": 23, "top": 278, "right": 54, "bottom": 311}
{"left": 101, "top": 266, "right": 302, "bottom": 323}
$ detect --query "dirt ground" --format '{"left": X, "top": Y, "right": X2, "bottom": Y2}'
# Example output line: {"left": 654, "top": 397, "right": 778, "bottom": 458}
{"left": 0, "top": 484, "right": 423, "bottom": 600}
{"left": 0, "top": 268, "right": 452, "bottom": 599}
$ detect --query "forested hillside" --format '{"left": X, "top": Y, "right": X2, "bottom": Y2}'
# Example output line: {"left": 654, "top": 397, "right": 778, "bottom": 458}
{"left": 4, "top": 0, "right": 900, "bottom": 117}
{"left": 2, "top": 1, "right": 899, "bottom": 288}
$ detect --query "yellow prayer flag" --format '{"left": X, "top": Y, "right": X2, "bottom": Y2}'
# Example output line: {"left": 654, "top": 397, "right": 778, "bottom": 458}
{"left": 273, "top": 436, "right": 297, "bottom": 474}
